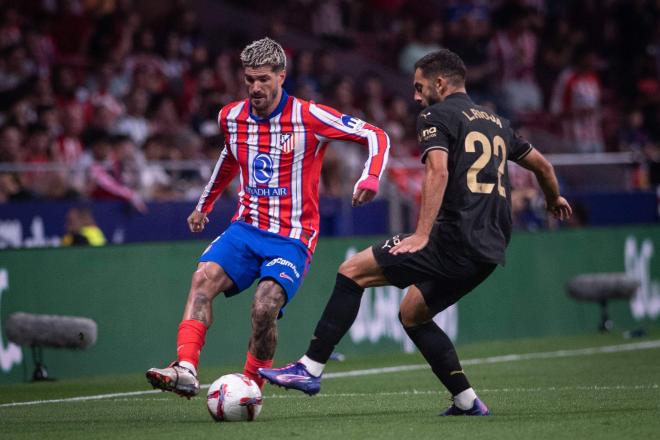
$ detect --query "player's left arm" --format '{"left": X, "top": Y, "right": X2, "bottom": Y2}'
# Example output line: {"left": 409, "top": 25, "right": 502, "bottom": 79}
{"left": 390, "top": 150, "right": 448, "bottom": 255}
{"left": 308, "top": 103, "right": 390, "bottom": 206}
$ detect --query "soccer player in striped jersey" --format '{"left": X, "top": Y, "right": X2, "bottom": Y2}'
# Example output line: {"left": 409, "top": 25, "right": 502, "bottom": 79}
{"left": 146, "top": 38, "right": 390, "bottom": 397}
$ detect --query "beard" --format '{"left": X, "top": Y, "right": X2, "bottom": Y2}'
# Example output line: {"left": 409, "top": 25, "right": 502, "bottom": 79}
{"left": 250, "top": 89, "right": 277, "bottom": 112}
{"left": 425, "top": 89, "right": 442, "bottom": 106}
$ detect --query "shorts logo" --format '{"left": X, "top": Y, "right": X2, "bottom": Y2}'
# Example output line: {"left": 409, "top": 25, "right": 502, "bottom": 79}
{"left": 381, "top": 235, "right": 402, "bottom": 250}
{"left": 266, "top": 257, "right": 300, "bottom": 278}
{"left": 279, "top": 272, "right": 294, "bottom": 282}
{"left": 252, "top": 153, "right": 273, "bottom": 184}
{"left": 341, "top": 115, "right": 365, "bottom": 131}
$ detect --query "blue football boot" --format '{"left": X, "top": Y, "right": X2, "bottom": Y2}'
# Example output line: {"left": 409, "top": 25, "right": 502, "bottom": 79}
{"left": 440, "top": 397, "right": 491, "bottom": 416}
{"left": 258, "top": 362, "right": 321, "bottom": 396}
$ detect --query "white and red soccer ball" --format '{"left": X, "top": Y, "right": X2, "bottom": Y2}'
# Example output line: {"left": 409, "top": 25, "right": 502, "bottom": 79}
{"left": 206, "top": 373, "right": 263, "bottom": 422}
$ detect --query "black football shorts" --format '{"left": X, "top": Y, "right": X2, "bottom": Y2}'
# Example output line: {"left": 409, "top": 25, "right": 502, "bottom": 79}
{"left": 372, "top": 233, "right": 496, "bottom": 315}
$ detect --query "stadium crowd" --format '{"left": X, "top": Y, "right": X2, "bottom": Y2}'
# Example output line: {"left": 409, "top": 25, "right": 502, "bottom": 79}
{"left": 0, "top": 0, "right": 659, "bottom": 229}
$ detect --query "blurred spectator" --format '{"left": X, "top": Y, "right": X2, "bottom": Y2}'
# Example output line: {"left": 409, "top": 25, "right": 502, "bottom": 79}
{"left": 448, "top": 10, "right": 494, "bottom": 104}
{"left": 620, "top": 109, "right": 659, "bottom": 189}
{"left": 550, "top": 46, "right": 604, "bottom": 153}
{"left": 0, "top": 124, "right": 22, "bottom": 162}
{"left": 0, "top": 172, "right": 30, "bottom": 202}
{"left": 509, "top": 161, "right": 546, "bottom": 230}
{"left": 114, "top": 88, "right": 150, "bottom": 145}
{"left": 360, "top": 72, "right": 387, "bottom": 125}
{"left": 0, "top": 0, "right": 658, "bottom": 232}
{"left": 489, "top": 4, "right": 542, "bottom": 116}
{"left": 0, "top": 43, "right": 35, "bottom": 92}
{"left": 87, "top": 136, "right": 147, "bottom": 213}
{"left": 54, "top": 103, "right": 85, "bottom": 163}
{"left": 537, "top": 16, "right": 582, "bottom": 106}
{"left": 22, "top": 123, "right": 58, "bottom": 197}
{"left": 61, "top": 207, "right": 107, "bottom": 246}
{"left": 316, "top": 49, "right": 341, "bottom": 97}
{"left": 398, "top": 20, "right": 443, "bottom": 74}
{"left": 140, "top": 134, "right": 174, "bottom": 200}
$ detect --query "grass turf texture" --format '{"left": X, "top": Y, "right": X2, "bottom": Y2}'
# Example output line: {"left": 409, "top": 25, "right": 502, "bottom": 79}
{"left": 1, "top": 331, "right": 659, "bottom": 439}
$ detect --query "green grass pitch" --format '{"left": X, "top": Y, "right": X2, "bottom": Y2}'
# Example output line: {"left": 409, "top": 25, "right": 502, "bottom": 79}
{"left": 1, "top": 331, "right": 659, "bottom": 440}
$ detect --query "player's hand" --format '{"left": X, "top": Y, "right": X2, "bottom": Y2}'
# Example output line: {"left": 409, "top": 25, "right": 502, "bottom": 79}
{"left": 352, "top": 175, "right": 379, "bottom": 207}
{"left": 390, "top": 233, "right": 428, "bottom": 255}
{"left": 352, "top": 188, "right": 377, "bottom": 207}
{"left": 188, "top": 210, "right": 209, "bottom": 233}
{"left": 547, "top": 196, "right": 572, "bottom": 221}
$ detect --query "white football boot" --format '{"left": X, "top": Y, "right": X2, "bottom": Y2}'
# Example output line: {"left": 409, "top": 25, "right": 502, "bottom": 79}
{"left": 146, "top": 362, "right": 200, "bottom": 398}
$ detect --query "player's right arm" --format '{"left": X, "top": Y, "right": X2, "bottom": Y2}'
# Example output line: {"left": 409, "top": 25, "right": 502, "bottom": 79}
{"left": 189, "top": 109, "right": 240, "bottom": 233}
{"left": 517, "top": 148, "right": 572, "bottom": 221}
{"left": 391, "top": 107, "right": 451, "bottom": 255}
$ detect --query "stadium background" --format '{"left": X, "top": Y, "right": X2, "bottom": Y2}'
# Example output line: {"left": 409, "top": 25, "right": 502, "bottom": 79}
{"left": 0, "top": 0, "right": 659, "bottom": 392}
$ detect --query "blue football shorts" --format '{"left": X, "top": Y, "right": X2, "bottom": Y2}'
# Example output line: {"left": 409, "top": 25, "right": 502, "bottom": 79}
{"left": 199, "top": 221, "right": 312, "bottom": 317}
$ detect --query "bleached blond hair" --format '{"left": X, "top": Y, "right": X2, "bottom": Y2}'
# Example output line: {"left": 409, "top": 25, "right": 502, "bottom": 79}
{"left": 240, "top": 37, "right": 286, "bottom": 71}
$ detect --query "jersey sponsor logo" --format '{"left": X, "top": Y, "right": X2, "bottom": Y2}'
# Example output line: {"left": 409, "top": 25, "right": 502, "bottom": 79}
{"left": 420, "top": 111, "right": 432, "bottom": 119}
{"left": 279, "top": 272, "right": 294, "bottom": 282}
{"left": 266, "top": 257, "right": 300, "bottom": 278}
{"left": 341, "top": 115, "right": 366, "bottom": 131}
{"left": 279, "top": 132, "right": 296, "bottom": 154}
{"left": 252, "top": 153, "right": 274, "bottom": 184}
{"left": 245, "top": 186, "right": 289, "bottom": 197}
{"left": 420, "top": 126, "right": 438, "bottom": 141}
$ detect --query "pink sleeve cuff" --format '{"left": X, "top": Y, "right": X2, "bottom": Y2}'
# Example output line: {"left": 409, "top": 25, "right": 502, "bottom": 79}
{"left": 356, "top": 175, "right": 379, "bottom": 194}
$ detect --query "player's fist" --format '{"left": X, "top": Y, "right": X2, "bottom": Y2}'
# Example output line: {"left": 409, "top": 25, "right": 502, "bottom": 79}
{"left": 547, "top": 196, "right": 572, "bottom": 221}
{"left": 352, "top": 175, "right": 379, "bottom": 207}
{"left": 188, "top": 210, "right": 209, "bottom": 233}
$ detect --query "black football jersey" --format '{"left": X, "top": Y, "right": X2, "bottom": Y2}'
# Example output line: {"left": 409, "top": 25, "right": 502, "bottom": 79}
{"left": 416, "top": 92, "right": 533, "bottom": 264}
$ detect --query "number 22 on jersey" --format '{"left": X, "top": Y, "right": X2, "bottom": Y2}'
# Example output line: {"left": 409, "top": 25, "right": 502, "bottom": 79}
{"left": 465, "top": 131, "right": 507, "bottom": 197}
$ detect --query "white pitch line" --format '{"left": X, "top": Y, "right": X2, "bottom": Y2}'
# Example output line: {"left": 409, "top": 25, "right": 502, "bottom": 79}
{"left": 1, "top": 339, "right": 659, "bottom": 408}
{"left": 324, "top": 339, "right": 660, "bottom": 379}
{"left": 105, "top": 384, "right": 660, "bottom": 402}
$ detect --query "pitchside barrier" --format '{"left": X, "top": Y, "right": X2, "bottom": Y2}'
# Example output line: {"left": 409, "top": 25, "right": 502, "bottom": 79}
{"left": 1, "top": 226, "right": 659, "bottom": 384}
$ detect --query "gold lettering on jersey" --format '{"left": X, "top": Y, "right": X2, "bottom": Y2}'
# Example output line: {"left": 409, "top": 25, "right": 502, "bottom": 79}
{"left": 462, "top": 108, "right": 502, "bottom": 128}
{"left": 421, "top": 126, "right": 437, "bottom": 141}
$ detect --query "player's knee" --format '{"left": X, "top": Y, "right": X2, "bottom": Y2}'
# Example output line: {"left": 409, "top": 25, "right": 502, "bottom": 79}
{"left": 192, "top": 263, "right": 229, "bottom": 293}
{"left": 338, "top": 257, "right": 361, "bottom": 279}
{"left": 398, "top": 310, "right": 414, "bottom": 328}
{"left": 398, "top": 307, "right": 424, "bottom": 328}
{"left": 252, "top": 281, "right": 285, "bottom": 321}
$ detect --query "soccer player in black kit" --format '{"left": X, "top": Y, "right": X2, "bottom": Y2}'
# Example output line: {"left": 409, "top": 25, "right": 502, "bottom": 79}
{"left": 260, "top": 49, "right": 572, "bottom": 415}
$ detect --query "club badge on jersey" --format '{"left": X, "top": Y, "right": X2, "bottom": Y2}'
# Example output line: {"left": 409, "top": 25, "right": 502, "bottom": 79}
{"left": 279, "top": 132, "right": 296, "bottom": 154}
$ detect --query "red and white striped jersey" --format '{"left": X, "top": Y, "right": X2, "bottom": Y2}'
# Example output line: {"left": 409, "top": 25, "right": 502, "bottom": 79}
{"left": 196, "top": 91, "right": 390, "bottom": 253}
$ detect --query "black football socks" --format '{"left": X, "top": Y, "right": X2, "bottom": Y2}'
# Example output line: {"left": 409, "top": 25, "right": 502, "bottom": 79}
{"left": 401, "top": 317, "right": 471, "bottom": 395}
{"left": 306, "top": 273, "right": 364, "bottom": 364}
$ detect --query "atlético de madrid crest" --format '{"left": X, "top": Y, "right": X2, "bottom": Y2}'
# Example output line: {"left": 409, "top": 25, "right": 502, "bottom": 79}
{"left": 279, "top": 132, "right": 296, "bottom": 153}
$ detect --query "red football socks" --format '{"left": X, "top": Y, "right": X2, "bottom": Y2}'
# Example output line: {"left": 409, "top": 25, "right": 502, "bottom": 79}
{"left": 176, "top": 319, "right": 208, "bottom": 370}
{"left": 243, "top": 351, "right": 272, "bottom": 389}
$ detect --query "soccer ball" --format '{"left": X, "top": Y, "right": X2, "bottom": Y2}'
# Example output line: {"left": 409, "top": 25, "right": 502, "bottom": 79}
{"left": 206, "top": 373, "right": 263, "bottom": 422}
